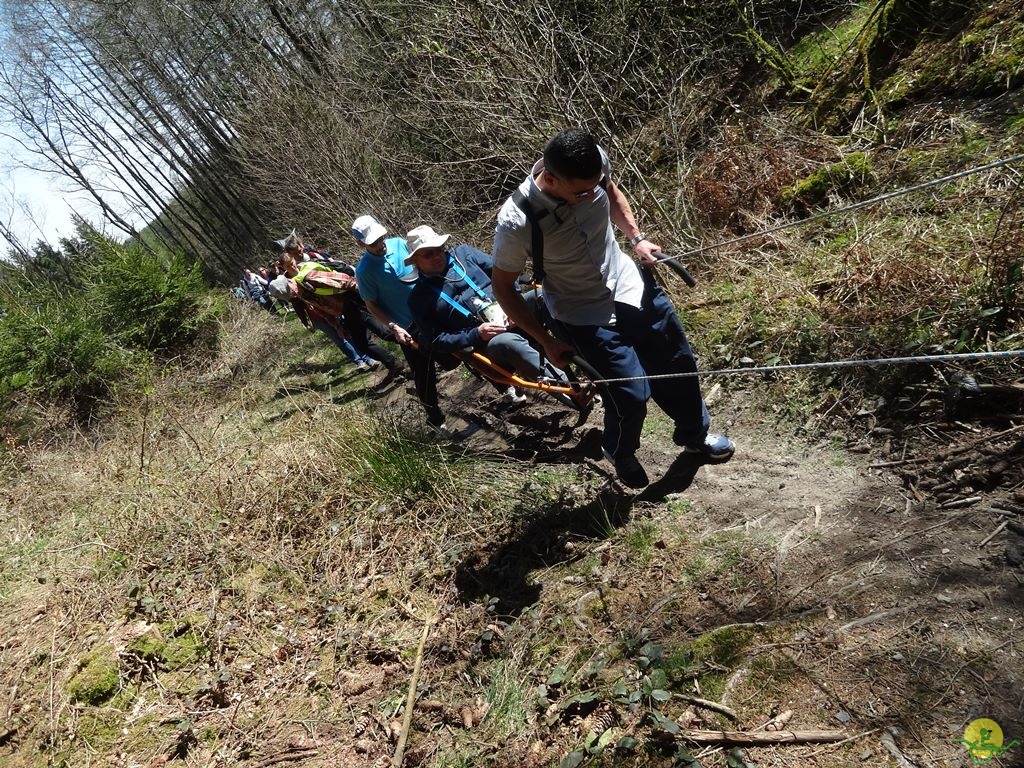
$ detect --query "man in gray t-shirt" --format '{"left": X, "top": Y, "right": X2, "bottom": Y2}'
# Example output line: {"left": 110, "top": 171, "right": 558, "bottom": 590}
{"left": 492, "top": 128, "right": 734, "bottom": 489}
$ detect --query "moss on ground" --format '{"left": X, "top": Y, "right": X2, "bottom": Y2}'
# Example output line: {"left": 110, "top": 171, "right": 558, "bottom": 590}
{"left": 663, "top": 624, "right": 758, "bottom": 699}
{"left": 67, "top": 649, "right": 119, "bottom": 705}
{"left": 126, "top": 615, "right": 209, "bottom": 670}
{"left": 779, "top": 151, "right": 874, "bottom": 210}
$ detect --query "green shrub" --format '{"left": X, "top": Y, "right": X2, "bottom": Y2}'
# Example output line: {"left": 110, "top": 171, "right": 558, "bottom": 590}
{"left": 87, "top": 229, "right": 210, "bottom": 354}
{"left": 0, "top": 294, "right": 130, "bottom": 417}
{"left": 0, "top": 225, "right": 214, "bottom": 424}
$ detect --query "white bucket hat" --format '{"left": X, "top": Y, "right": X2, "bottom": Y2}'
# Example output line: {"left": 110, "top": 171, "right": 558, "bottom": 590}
{"left": 351, "top": 215, "right": 387, "bottom": 245}
{"left": 404, "top": 225, "right": 451, "bottom": 265}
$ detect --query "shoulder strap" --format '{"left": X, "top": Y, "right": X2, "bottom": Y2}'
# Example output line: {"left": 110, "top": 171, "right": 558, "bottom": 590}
{"left": 511, "top": 190, "right": 548, "bottom": 283}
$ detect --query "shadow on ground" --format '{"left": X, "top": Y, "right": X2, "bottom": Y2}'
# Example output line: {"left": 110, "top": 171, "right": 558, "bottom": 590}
{"left": 455, "top": 488, "right": 636, "bottom": 616}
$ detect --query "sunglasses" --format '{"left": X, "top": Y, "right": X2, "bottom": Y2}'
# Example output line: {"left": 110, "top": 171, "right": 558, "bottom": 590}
{"left": 546, "top": 170, "right": 602, "bottom": 199}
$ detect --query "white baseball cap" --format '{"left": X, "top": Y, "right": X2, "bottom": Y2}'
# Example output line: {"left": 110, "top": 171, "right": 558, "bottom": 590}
{"left": 351, "top": 215, "right": 387, "bottom": 245}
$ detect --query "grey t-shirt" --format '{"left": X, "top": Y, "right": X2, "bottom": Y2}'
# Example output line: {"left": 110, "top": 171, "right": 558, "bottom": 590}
{"left": 492, "top": 148, "right": 644, "bottom": 325}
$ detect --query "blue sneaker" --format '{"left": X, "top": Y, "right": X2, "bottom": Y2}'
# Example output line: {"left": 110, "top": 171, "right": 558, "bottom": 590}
{"left": 679, "top": 433, "right": 735, "bottom": 462}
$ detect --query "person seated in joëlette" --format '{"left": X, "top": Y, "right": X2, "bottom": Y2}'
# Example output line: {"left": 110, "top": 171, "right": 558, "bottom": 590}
{"left": 405, "top": 225, "right": 567, "bottom": 403}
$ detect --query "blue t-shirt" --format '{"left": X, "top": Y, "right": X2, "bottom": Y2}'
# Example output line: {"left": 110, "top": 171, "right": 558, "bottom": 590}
{"left": 355, "top": 237, "right": 415, "bottom": 328}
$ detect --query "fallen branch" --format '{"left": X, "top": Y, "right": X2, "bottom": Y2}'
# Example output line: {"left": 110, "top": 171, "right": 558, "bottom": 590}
{"left": 392, "top": 616, "right": 433, "bottom": 768}
{"left": 869, "top": 424, "right": 1024, "bottom": 468}
{"left": 680, "top": 729, "right": 847, "bottom": 746}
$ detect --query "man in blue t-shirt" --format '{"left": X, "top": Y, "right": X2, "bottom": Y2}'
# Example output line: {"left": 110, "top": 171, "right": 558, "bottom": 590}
{"left": 352, "top": 215, "right": 444, "bottom": 428}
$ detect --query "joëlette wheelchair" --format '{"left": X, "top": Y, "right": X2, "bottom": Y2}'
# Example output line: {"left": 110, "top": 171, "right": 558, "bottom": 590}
{"left": 453, "top": 346, "right": 602, "bottom": 413}
{"left": 440, "top": 253, "right": 696, "bottom": 417}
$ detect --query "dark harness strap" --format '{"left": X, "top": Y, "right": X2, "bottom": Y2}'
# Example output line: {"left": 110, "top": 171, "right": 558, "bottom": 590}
{"left": 510, "top": 190, "right": 549, "bottom": 283}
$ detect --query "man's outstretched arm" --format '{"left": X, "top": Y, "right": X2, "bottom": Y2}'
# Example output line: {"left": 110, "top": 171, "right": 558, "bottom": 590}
{"left": 607, "top": 180, "right": 662, "bottom": 265}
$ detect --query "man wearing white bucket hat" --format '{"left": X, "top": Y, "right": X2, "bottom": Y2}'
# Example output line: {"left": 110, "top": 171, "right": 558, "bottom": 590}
{"left": 405, "top": 225, "right": 567, "bottom": 403}
{"left": 352, "top": 214, "right": 444, "bottom": 428}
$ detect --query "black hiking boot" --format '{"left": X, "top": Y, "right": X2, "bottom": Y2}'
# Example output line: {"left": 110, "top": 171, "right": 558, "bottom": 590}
{"left": 602, "top": 448, "right": 649, "bottom": 489}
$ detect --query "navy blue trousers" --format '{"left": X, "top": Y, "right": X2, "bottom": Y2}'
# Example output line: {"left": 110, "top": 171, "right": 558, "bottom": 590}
{"left": 556, "top": 271, "right": 709, "bottom": 459}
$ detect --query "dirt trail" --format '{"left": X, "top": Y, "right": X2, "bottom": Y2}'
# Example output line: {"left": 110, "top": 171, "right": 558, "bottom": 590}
{"left": 385, "top": 364, "right": 1024, "bottom": 766}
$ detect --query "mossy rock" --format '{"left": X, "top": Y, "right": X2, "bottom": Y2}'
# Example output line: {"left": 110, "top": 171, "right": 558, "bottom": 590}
{"left": 779, "top": 152, "right": 874, "bottom": 211}
{"left": 127, "top": 615, "right": 209, "bottom": 671}
{"left": 67, "top": 650, "right": 120, "bottom": 705}
{"left": 663, "top": 625, "right": 759, "bottom": 698}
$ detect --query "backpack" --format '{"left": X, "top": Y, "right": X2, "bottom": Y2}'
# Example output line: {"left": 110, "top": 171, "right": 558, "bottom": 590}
{"left": 293, "top": 263, "right": 358, "bottom": 316}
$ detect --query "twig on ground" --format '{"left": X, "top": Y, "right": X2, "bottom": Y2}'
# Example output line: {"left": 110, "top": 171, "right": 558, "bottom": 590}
{"left": 939, "top": 495, "right": 982, "bottom": 509}
{"left": 677, "top": 695, "right": 739, "bottom": 722}
{"left": 679, "top": 728, "right": 848, "bottom": 745}
{"left": 392, "top": 616, "right": 433, "bottom": 768}
{"left": 251, "top": 748, "right": 319, "bottom": 768}
{"left": 803, "top": 728, "right": 881, "bottom": 758}
{"left": 880, "top": 729, "right": 919, "bottom": 768}
{"left": 978, "top": 520, "right": 1008, "bottom": 547}
{"left": 838, "top": 605, "right": 915, "bottom": 634}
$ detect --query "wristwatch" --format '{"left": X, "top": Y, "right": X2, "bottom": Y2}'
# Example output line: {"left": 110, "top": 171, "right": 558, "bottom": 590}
{"left": 627, "top": 232, "right": 647, "bottom": 248}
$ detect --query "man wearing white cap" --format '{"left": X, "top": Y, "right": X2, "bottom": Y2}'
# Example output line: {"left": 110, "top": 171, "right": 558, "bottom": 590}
{"left": 352, "top": 214, "right": 444, "bottom": 428}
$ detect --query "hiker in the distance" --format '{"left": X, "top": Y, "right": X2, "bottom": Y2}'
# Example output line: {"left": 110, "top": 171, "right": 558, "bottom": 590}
{"left": 491, "top": 128, "right": 734, "bottom": 489}
{"left": 267, "top": 267, "right": 378, "bottom": 373}
{"left": 352, "top": 215, "right": 445, "bottom": 429}
{"left": 405, "top": 225, "right": 569, "bottom": 404}
{"left": 276, "top": 249, "right": 404, "bottom": 382}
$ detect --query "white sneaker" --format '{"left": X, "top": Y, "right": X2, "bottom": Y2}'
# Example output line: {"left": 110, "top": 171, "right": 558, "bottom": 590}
{"left": 504, "top": 386, "right": 527, "bottom": 404}
{"left": 354, "top": 361, "right": 371, "bottom": 372}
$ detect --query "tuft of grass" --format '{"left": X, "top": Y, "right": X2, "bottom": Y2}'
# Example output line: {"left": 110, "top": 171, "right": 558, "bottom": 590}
{"left": 345, "top": 412, "right": 466, "bottom": 502}
{"left": 482, "top": 657, "right": 531, "bottom": 741}
{"left": 624, "top": 521, "right": 659, "bottom": 566}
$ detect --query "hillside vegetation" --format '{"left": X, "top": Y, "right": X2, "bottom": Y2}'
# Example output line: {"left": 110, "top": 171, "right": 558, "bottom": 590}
{"left": 1, "top": 0, "right": 1023, "bottom": 767}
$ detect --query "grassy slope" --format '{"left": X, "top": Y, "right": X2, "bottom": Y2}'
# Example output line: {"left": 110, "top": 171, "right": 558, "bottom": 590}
{"left": 2, "top": 4, "right": 1024, "bottom": 767}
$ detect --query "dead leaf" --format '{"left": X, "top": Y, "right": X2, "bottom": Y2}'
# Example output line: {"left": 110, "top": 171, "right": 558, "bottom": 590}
{"left": 473, "top": 697, "right": 491, "bottom": 724}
